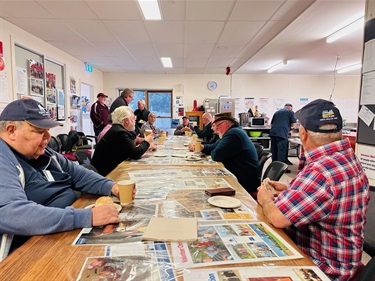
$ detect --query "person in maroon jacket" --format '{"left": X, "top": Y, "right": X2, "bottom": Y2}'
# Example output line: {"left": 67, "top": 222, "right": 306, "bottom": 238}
{"left": 90, "top": 93, "right": 109, "bottom": 136}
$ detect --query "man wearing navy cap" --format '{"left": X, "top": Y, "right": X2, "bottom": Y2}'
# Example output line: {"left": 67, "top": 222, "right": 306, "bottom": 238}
{"left": 257, "top": 99, "right": 370, "bottom": 280}
{"left": 90, "top": 92, "right": 109, "bottom": 136}
{"left": 0, "top": 99, "right": 121, "bottom": 261}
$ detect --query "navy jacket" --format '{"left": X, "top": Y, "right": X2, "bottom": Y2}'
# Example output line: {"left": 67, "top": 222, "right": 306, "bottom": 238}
{"left": 194, "top": 122, "right": 214, "bottom": 142}
{"left": 202, "top": 124, "right": 260, "bottom": 193}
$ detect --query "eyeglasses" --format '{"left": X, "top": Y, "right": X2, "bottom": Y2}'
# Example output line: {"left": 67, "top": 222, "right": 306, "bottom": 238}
{"left": 213, "top": 121, "right": 226, "bottom": 128}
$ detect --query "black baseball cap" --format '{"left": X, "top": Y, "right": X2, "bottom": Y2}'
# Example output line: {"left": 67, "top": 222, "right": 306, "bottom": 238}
{"left": 295, "top": 99, "right": 342, "bottom": 133}
{"left": 0, "top": 99, "right": 62, "bottom": 129}
{"left": 182, "top": 116, "right": 188, "bottom": 119}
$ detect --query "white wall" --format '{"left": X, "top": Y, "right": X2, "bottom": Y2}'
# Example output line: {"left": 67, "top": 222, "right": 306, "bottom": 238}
{"left": 0, "top": 18, "right": 104, "bottom": 136}
{"left": 103, "top": 73, "right": 361, "bottom": 122}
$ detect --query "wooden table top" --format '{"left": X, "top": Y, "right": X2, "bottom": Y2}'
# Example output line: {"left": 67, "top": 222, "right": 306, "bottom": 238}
{"left": 0, "top": 136, "right": 314, "bottom": 281}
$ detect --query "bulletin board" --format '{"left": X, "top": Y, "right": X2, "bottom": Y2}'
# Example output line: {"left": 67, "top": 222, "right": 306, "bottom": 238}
{"left": 357, "top": 17, "right": 375, "bottom": 146}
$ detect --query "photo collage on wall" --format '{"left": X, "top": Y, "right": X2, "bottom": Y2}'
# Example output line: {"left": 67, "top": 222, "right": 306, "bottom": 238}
{"left": 29, "top": 60, "right": 44, "bottom": 103}
{"left": 46, "top": 72, "right": 57, "bottom": 120}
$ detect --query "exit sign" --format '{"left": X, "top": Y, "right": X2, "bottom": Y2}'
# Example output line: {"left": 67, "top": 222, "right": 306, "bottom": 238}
{"left": 84, "top": 62, "right": 93, "bottom": 72}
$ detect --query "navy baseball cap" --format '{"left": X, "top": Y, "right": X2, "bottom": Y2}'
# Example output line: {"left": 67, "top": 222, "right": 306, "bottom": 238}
{"left": 0, "top": 99, "right": 62, "bottom": 129}
{"left": 295, "top": 99, "right": 342, "bottom": 133}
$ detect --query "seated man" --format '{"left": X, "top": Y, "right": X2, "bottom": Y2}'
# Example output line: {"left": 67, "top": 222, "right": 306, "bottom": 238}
{"left": 134, "top": 99, "right": 150, "bottom": 129}
{"left": 257, "top": 99, "right": 370, "bottom": 280}
{"left": 174, "top": 116, "right": 194, "bottom": 135}
{"left": 194, "top": 112, "right": 214, "bottom": 142}
{"left": 199, "top": 114, "right": 260, "bottom": 197}
{"left": 0, "top": 99, "right": 121, "bottom": 261}
{"left": 141, "top": 112, "right": 165, "bottom": 139}
{"left": 92, "top": 106, "right": 156, "bottom": 176}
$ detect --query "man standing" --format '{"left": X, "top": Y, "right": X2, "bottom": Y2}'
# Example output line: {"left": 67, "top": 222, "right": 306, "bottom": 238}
{"left": 90, "top": 93, "right": 109, "bottom": 136}
{"left": 134, "top": 100, "right": 150, "bottom": 129}
{"left": 257, "top": 99, "right": 370, "bottom": 280}
{"left": 174, "top": 116, "right": 194, "bottom": 135}
{"left": 194, "top": 112, "right": 214, "bottom": 142}
{"left": 110, "top": 88, "right": 134, "bottom": 113}
{"left": 269, "top": 103, "right": 296, "bottom": 172}
{"left": 200, "top": 115, "right": 259, "bottom": 198}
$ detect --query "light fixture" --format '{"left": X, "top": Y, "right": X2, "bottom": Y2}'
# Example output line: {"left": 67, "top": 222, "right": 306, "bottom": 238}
{"left": 326, "top": 17, "right": 364, "bottom": 43}
{"left": 137, "top": 0, "right": 162, "bottom": 20}
{"left": 337, "top": 63, "right": 362, "bottom": 74}
{"left": 161, "top": 57, "right": 173, "bottom": 68}
{"left": 267, "top": 60, "right": 287, "bottom": 73}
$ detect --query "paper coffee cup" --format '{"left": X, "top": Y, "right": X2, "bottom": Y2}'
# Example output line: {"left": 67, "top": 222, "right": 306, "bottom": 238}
{"left": 118, "top": 180, "right": 135, "bottom": 205}
{"left": 192, "top": 134, "right": 197, "bottom": 142}
{"left": 158, "top": 137, "right": 164, "bottom": 144}
{"left": 144, "top": 129, "right": 152, "bottom": 136}
{"left": 194, "top": 141, "right": 202, "bottom": 152}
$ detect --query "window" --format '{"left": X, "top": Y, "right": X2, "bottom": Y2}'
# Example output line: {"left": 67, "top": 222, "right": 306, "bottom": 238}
{"left": 117, "top": 89, "right": 172, "bottom": 130}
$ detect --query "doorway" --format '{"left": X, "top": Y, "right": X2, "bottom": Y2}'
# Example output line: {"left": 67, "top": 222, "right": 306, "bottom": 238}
{"left": 81, "top": 83, "right": 94, "bottom": 136}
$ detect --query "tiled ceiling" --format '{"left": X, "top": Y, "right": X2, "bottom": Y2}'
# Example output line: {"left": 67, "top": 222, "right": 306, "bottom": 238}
{"left": 0, "top": 0, "right": 365, "bottom": 75}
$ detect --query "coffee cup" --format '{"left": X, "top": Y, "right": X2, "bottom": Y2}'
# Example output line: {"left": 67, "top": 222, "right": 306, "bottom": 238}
{"left": 192, "top": 134, "right": 197, "bottom": 142}
{"left": 194, "top": 141, "right": 202, "bottom": 152}
{"left": 144, "top": 129, "right": 152, "bottom": 137}
{"left": 117, "top": 180, "right": 136, "bottom": 205}
{"left": 158, "top": 137, "right": 164, "bottom": 144}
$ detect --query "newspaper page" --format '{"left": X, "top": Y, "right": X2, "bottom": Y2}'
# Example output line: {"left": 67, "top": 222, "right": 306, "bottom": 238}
{"left": 183, "top": 266, "right": 330, "bottom": 281}
{"left": 73, "top": 204, "right": 157, "bottom": 245}
{"left": 171, "top": 222, "right": 303, "bottom": 268}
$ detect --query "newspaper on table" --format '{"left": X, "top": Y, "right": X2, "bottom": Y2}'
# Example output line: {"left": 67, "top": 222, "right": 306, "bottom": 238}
{"left": 171, "top": 222, "right": 303, "bottom": 268}
{"left": 161, "top": 199, "right": 257, "bottom": 223}
{"left": 183, "top": 266, "right": 330, "bottom": 281}
{"left": 73, "top": 204, "right": 157, "bottom": 245}
{"left": 77, "top": 242, "right": 179, "bottom": 281}
{"left": 127, "top": 168, "right": 233, "bottom": 180}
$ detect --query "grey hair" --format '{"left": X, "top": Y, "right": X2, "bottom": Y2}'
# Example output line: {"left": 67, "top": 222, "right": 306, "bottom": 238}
{"left": 148, "top": 112, "right": 156, "bottom": 118}
{"left": 138, "top": 100, "right": 145, "bottom": 105}
{"left": 0, "top": 121, "right": 24, "bottom": 132}
{"left": 112, "top": 106, "right": 133, "bottom": 125}
{"left": 120, "top": 88, "right": 134, "bottom": 98}
{"left": 308, "top": 124, "right": 342, "bottom": 146}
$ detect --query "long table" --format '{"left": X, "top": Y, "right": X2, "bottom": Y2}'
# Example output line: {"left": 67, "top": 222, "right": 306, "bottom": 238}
{"left": 0, "top": 136, "right": 316, "bottom": 280}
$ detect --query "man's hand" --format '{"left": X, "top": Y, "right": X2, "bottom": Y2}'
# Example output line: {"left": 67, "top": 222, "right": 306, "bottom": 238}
{"left": 111, "top": 183, "right": 119, "bottom": 197}
{"left": 144, "top": 133, "right": 154, "bottom": 144}
{"left": 92, "top": 205, "right": 120, "bottom": 226}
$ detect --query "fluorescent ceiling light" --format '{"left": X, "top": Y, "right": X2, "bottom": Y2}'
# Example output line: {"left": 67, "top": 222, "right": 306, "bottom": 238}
{"left": 161, "top": 57, "right": 173, "bottom": 68}
{"left": 138, "top": 0, "right": 162, "bottom": 20}
{"left": 326, "top": 17, "right": 364, "bottom": 43}
{"left": 337, "top": 63, "right": 362, "bottom": 74}
{"left": 267, "top": 60, "right": 287, "bottom": 73}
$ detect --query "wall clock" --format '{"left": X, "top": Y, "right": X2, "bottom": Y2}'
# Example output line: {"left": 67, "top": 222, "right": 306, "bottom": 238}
{"left": 207, "top": 81, "right": 217, "bottom": 91}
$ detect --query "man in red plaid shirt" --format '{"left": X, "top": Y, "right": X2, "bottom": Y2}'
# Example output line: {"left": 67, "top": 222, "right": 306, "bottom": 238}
{"left": 257, "top": 99, "right": 370, "bottom": 281}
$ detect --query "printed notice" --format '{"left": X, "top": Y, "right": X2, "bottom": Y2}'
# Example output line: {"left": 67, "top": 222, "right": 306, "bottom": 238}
{"left": 358, "top": 105, "right": 375, "bottom": 127}
{"left": 360, "top": 71, "right": 375, "bottom": 105}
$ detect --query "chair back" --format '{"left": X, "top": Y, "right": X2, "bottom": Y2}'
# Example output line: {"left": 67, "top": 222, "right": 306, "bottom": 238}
{"left": 258, "top": 151, "right": 272, "bottom": 179}
{"left": 262, "top": 161, "right": 288, "bottom": 182}
{"left": 357, "top": 256, "right": 375, "bottom": 281}
{"left": 253, "top": 143, "right": 264, "bottom": 160}
{"left": 57, "top": 134, "right": 70, "bottom": 153}
{"left": 73, "top": 150, "right": 92, "bottom": 165}
{"left": 81, "top": 163, "right": 98, "bottom": 173}
{"left": 47, "top": 136, "right": 62, "bottom": 153}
